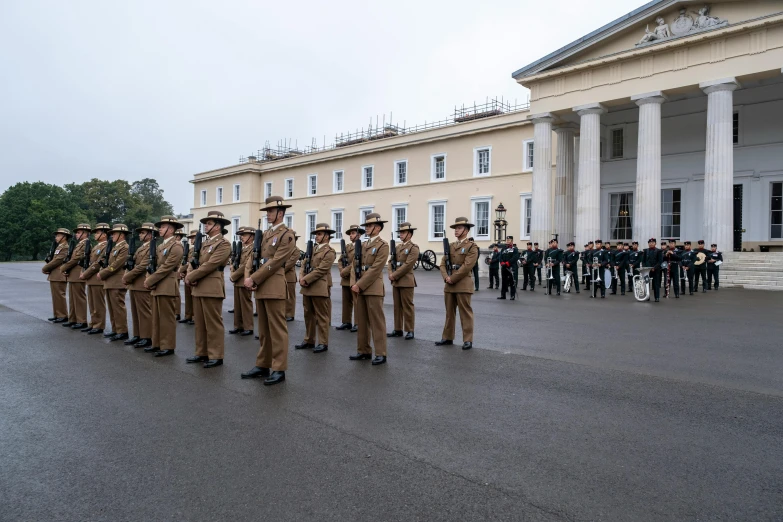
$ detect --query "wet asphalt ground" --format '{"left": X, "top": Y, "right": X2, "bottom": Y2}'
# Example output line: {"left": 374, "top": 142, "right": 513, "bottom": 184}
{"left": 1, "top": 262, "right": 782, "bottom": 521}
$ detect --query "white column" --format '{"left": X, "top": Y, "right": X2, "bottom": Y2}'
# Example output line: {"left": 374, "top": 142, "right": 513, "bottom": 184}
{"left": 631, "top": 91, "right": 667, "bottom": 242}
{"left": 573, "top": 136, "right": 580, "bottom": 246}
{"left": 700, "top": 78, "right": 740, "bottom": 249}
{"left": 530, "top": 113, "right": 554, "bottom": 245}
{"left": 573, "top": 103, "right": 606, "bottom": 248}
{"left": 554, "top": 125, "right": 577, "bottom": 243}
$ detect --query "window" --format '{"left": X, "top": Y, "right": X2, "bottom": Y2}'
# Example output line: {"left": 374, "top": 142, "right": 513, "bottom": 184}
{"left": 284, "top": 214, "right": 293, "bottom": 230}
{"left": 474, "top": 147, "right": 491, "bottom": 176}
{"left": 285, "top": 178, "right": 294, "bottom": 198}
{"left": 521, "top": 194, "right": 532, "bottom": 239}
{"left": 392, "top": 205, "right": 408, "bottom": 239}
{"left": 771, "top": 182, "right": 782, "bottom": 239}
{"left": 264, "top": 182, "right": 272, "bottom": 199}
{"left": 431, "top": 154, "right": 446, "bottom": 181}
{"left": 733, "top": 111, "right": 740, "bottom": 145}
{"left": 523, "top": 140, "right": 534, "bottom": 172}
{"left": 359, "top": 207, "right": 374, "bottom": 228}
{"left": 216, "top": 187, "right": 223, "bottom": 204}
{"left": 661, "top": 188, "right": 682, "bottom": 239}
{"left": 234, "top": 184, "right": 241, "bottom": 202}
{"left": 333, "top": 170, "right": 344, "bottom": 193}
{"left": 231, "top": 217, "right": 240, "bottom": 239}
{"left": 308, "top": 174, "right": 317, "bottom": 196}
{"left": 331, "top": 210, "right": 343, "bottom": 241}
{"left": 362, "top": 165, "right": 374, "bottom": 190}
{"left": 200, "top": 190, "right": 207, "bottom": 207}
{"left": 611, "top": 128, "right": 624, "bottom": 159}
{"left": 428, "top": 201, "right": 447, "bottom": 241}
{"left": 305, "top": 212, "right": 317, "bottom": 238}
{"left": 609, "top": 192, "right": 633, "bottom": 240}
{"left": 471, "top": 198, "right": 491, "bottom": 240}
{"left": 394, "top": 160, "right": 407, "bottom": 186}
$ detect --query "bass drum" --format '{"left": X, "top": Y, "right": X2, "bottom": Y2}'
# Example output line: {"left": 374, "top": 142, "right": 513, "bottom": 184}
{"left": 604, "top": 269, "right": 612, "bottom": 289}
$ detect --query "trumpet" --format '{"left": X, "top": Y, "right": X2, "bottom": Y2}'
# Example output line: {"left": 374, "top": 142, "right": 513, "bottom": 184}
{"left": 546, "top": 256, "right": 554, "bottom": 280}
{"left": 592, "top": 256, "right": 602, "bottom": 283}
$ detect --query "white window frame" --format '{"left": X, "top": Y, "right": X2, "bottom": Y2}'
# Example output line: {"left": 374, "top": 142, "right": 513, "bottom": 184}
{"left": 264, "top": 182, "right": 272, "bottom": 200}
{"left": 428, "top": 199, "right": 448, "bottom": 242}
{"left": 392, "top": 204, "right": 408, "bottom": 240}
{"left": 520, "top": 192, "right": 532, "bottom": 240}
{"left": 216, "top": 186, "right": 223, "bottom": 205}
{"left": 285, "top": 178, "right": 294, "bottom": 198}
{"left": 471, "top": 196, "right": 493, "bottom": 241}
{"left": 333, "top": 170, "right": 344, "bottom": 193}
{"left": 608, "top": 125, "right": 625, "bottom": 160}
{"left": 661, "top": 187, "right": 682, "bottom": 240}
{"left": 308, "top": 174, "right": 317, "bottom": 196}
{"left": 305, "top": 212, "right": 317, "bottom": 238}
{"left": 733, "top": 106, "right": 744, "bottom": 147}
{"left": 362, "top": 165, "right": 374, "bottom": 190}
{"left": 359, "top": 206, "right": 374, "bottom": 238}
{"left": 473, "top": 146, "right": 492, "bottom": 177}
{"left": 234, "top": 184, "right": 241, "bottom": 203}
{"left": 394, "top": 159, "right": 408, "bottom": 187}
{"left": 231, "top": 217, "right": 240, "bottom": 240}
{"left": 523, "top": 140, "right": 534, "bottom": 172}
{"left": 609, "top": 191, "right": 634, "bottom": 241}
{"left": 330, "top": 209, "right": 344, "bottom": 243}
{"left": 431, "top": 153, "right": 447, "bottom": 182}
{"left": 771, "top": 180, "right": 783, "bottom": 240}
{"left": 200, "top": 190, "right": 207, "bottom": 207}
{"left": 284, "top": 213, "right": 294, "bottom": 230}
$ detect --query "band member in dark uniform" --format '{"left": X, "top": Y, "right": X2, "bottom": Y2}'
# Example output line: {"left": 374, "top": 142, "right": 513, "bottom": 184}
{"left": 581, "top": 241, "right": 593, "bottom": 290}
{"left": 487, "top": 244, "right": 500, "bottom": 290}
{"left": 644, "top": 238, "right": 663, "bottom": 302}
{"left": 612, "top": 242, "right": 628, "bottom": 295}
{"left": 628, "top": 241, "right": 642, "bottom": 289}
{"left": 663, "top": 239, "right": 681, "bottom": 298}
{"left": 544, "top": 239, "right": 563, "bottom": 296}
{"left": 520, "top": 242, "right": 536, "bottom": 291}
{"left": 680, "top": 241, "right": 695, "bottom": 295}
{"left": 591, "top": 239, "right": 608, "bottom": 299}
{"left": 533, "top": 242, "right": 543, "bottom": 286}
{"left": 563, "top": 242, "right": 580, "bottom": 293}
{"left": 707, "top": 243, "right": 723, "bottom": 290}
{"left": 497, "top": 236, "right": 519, "bottom": 300}
{"left": 693, "top": 239, "right": 709, "bottom": 293}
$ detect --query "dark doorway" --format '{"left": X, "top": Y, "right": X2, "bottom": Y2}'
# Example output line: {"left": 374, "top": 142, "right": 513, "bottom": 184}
{"left": 733, "top": 184, "right": 743, "bottom": 251}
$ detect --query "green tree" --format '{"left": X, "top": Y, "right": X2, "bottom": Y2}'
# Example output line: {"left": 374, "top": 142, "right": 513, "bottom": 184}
{"left": 65, "top": 178, "right": 133, "bottom": 225}
{"left": 130, "top": 178, "right": 174, "bottom": 220}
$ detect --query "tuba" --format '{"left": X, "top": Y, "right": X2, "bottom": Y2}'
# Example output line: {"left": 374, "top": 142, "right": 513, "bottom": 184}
{"left": 633, "top": 265, "right": 652, "bottom": 301}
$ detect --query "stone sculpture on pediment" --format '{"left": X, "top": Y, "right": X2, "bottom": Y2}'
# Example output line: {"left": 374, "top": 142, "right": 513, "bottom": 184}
{"left": 671, "top": 8, "right": 694, "bottom": 36}
{"left": 637, "top": 17, "right": 671, "bottom": 46}
{"left": 636, "top": 4, "right": 728, "bottom": 47}
{"left": 693, "top": 5, "right": 727, "bottom": 30}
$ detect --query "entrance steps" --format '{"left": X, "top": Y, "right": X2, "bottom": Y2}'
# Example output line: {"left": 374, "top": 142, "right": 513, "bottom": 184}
{"left": 718, "top": 253, "right": 783, "bottom": 290}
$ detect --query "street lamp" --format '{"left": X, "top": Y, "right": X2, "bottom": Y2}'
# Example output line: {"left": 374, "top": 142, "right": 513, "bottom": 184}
{"left": 493, "top": 202, "right": 508, "bottom": 246}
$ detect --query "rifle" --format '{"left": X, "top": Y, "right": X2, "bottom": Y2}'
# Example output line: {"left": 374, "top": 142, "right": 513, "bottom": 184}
{"left": 101, "top": 238, "right": 114, "bottom": 268}
{"left": 190, "top": 231, "right": 203, "bottom": 269}
{"left": 353, "top": 238, "right": 362, "bottom": 281}
{"left": 181, "top": 240, "right": 189, "bottom": 266}
{"left": 81, "top": 238, "right": 91, "bottom": 270}
{"left": 389, "top": 233, "right": 398, "bottom": 272}
{"left": 64, "top": 238, "right": 76, "bottom": 263}
{"left": 303, "top": 239, "right": 314, "bottom": 275}
{"left": 250, "top": 219, "right": 263, "bottom": 273}
{"left": 340, "top": 239, "right": 348, "bottom": 268}
{"left": 147, "top": 234, "right": 157, "bottom": 274}
{"left": 443, "top": 237, "right": 453, "bottom": 276}
{"left": 232, "top": 239, "right": 242, "bottom": 270}
{"left": 44, "top": 240, "right": 57, "bottom": 263}
{"left": 126, "top": 235, "right": 137, "bottom": 270}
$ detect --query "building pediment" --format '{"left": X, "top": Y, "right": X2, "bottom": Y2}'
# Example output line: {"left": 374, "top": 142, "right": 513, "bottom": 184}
{"left": 512, "top": 0, "right": 783, "bottom": 80}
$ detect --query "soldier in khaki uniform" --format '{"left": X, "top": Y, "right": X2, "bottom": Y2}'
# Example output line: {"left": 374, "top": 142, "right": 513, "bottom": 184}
{"left": 387, "top": 222, "right": 420, "bottom": 340}
{"left": 284, "top": 231, "right": 301, "bottom": 322}
{"left": 178, "top": 230, "right": 196, "bottom": 325}
{"left": 436, "top": 217, "right": 479, "bottom": 350}
{"left": 229, "top": 226, "right": 255, "bottom": 336}
{"left": 185, "top": 211, "right": 231, "bottom": 368}
{"left": 60, "top": 224, "right": 91, "bottom": 329}
{"left": 173, "top": 229, "right": 186, "bottom": 320}
{"left": 42, "top": 228, "right": 71, "bottom": 323}
{"left": 349, "top": 213, "right": 389, "bottom": 366}
{"left": 80, "top": 223, "right": 110, "bottom": 334}
{"left": 336, "top": 224, "right": 363, "bottom": 332}
{"left": 295, "top": 223, "right": 336, "bottom": 353}
{"left": 98, "top": 224, "right": 130, "bottom": 341}
{"left": 144, "top": 216, "right": 184, "bottom": 356}
{"left": 122, "top": 222, "right": 154, "bottom": 348}
{"left": 241, "top": 196, "right": 296, "bottom": 385}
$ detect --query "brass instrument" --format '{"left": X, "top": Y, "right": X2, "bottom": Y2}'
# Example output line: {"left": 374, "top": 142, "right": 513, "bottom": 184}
{"left": 592, "top": 256, "right": 602, "bottom": 283}
{"left": 633, "top": 264, "right": 652, "bottom": 301}
{"left": 663, "top": 250, "right": 672, "bottom": 298}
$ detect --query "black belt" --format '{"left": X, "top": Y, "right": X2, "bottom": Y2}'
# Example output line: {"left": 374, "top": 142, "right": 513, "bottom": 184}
{"left": 362, "top": 265, "right": 371, "bottom": 271}
{"left": 453, "top": 264, "right": 462, "bottom": 269}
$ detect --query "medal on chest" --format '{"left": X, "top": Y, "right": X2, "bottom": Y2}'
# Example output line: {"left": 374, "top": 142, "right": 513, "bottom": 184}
{"left": 163, "top": 248, "right": 168, "bottom": 256}
{"left": 372, "top": 247, "right": 376, "bottom": 255}
{"left": 55, "top": 249, "right": 61, "bottom": 255}
{"left": 112, "top": 250, "right": 117, "bottom": 257}
{"left": 272, "top": 236, "right": 277, "bottom": 246}
{"left": 461, "top": 248, "right": 465, "bottom": 254}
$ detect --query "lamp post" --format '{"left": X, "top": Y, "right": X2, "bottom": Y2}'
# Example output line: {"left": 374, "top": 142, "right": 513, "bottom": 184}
{"left": 493, "top": 203, "right": 507, "bottom": 246}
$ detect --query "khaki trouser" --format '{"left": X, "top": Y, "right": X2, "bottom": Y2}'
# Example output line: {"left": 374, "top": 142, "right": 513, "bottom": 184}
{"left": 175, "top": 279, "right": 182, "bottom": 317}
{"left": 67, "top": 282, "right": 87, "bottom": 323}
{"left": 255, "top": 299, "right": 288, "bottom": 371}
{"left": 130, "top": 289, "right": 152, "bottom": 339}
{"left": 106, "top": 288, "right": 128, "bottom": 334}
{"left": 442, "top": 292, "right": 474, "bottom": 343}
{"left": 183, "top": 284, "right": 193, "bottom": 320}
{"left": 152, "top": 295, "right": 177, "bottom": 350}
{"left": 392, "top": 286, "right": 415, "bottom": 332}
{"left": 355, "top": 294, "right": 386, "bottom": 357}
{"left": 233, "top": 286, "right": 253, "bottom": 331}
{"left": 193, "top": 296, "right": 225, "bottom": 360}
{"left": 50, "top": 281, "right": 68, "bottom": 319}
{"left": 303, "top": 295, "right": 331, "bottom": 345}
{"left": 341, "top": 285, "right": 354, "bottom": 325}
{"left": 87, "top": 285, "right": 106, "bottom": 329}
{"left": 286, "top": 281, "right": 296, "bottom": 318}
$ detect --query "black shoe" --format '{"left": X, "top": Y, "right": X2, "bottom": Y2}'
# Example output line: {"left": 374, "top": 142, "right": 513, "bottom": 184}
{"left": 48, "top": 317, "right": 57, "bottom": 322}
{"left": 350, "top": 325, "right": 358, "bottom": 333}
{"left": 53, "top": 317, "right": 67, "bottom": 323}
{"left": 154, "top": 349, "right": 175, "bottom": 357}
{"left": 610, "top": 292, "right": 617, "bottom": 295}
{"left": 264, "top": 371, "right": 285, "bottom": 385}
{"left": 134, "top": 338, "right": 151, "bottom": 348}
{"left": 123, "top": 336, "right": 141, "bottom": 345}
{"left": 187, "top": 320, "right": 195, "bottom": 325}
{"left": 575, "top": 291, "right": 580, "bottom": 294}
{"left": 510, "top": 296, "right": 515, "bottom": 300}
{"left": 103, "top": 331, "right": 115, "bottom": 338}
{"left": 655, "top": 298, "right": 660, "bottom": 302}
{"left": 497, "top": 296, "right": 506, "bottom": 300}
{"left": 253, "top": 312, "right": 258, "bottom": 317}
{"left": 675, "top": 295, "right": 679, "bottom": 298}
{"left": 71, "top": 323, "right": 87, "bottom": 329}
{"left": 313, "top": 344, "right": 328, "bottom": 353}
{"left": 178, "top": 317, "right": 191, "bottom": 323}
{"left": 81, "top": 325, "right": 93, "bottom": 332}
{"left": 228, "top": 328, "right": 241, "bottom": 334}
{"left": 336, "top": 323, "right": 352, "bottom": 330}
{"left": 386, "top": 330, "right": 403, "bottom": 338}
{"left": 186, "top": 355, "right": 209, "bottom": 363}
{"left": 240, "top": 330, "right": 253, "bottom": 336}
{"left": 228, "top": 309, "right": 234, "bottom": 313}
{"left": 621, "top": 292, "right": 625, "bottom": 296}
{"left": 530, "top": 288, "right": 534, "bottom": 292}
{"left": 435, "top": 339, "right": 453, "bottom": 346}
{"left": 87, "top": 328, "right": 103, "bottom": 335}
{"left": 486, "top": 286, "right": 493, "bottom": 289}
{"left": 61, "top": 322, "right": 74, "bottom": 327}
{"left": 110, "top": 333, "right": 129, "bottom": 342}
{"left": 556, "top": 292, "right": 561, "bottom": 296}
{"left": 254, "top": 335, "right": 259, "bottom": 340}
{"left": 241, "top": 366, "right": 270, "bottom": 379}
{"left": 286, "top": 317, "right": 294, "bottom": 322}
{"left": 462, "top": 342, "right": 473, "bottom": 350}
{"left": 144, "top": 346, "right": 160, "bottom": 353}
{"left": 349, "top": 353, "right": 372, "bottom": 360}
{"left": 702, "top": 289, "right": 707, "bottom": 293}
{"left": 203, "top": 359, "right": 223, "bottom": 368}
{"left": 176, "top": 314, "right": 181, "bottom": 321}
{"left": 371, "top": 356, "right": 386, "bottom": 366}
{"left": 405, "top": 332, "right": 414, "bottom": 340}
{"left": 601, "top": 296, "right": 605, "bottom": 299}
{"left": 690, "top": 292, "right": 693, "bottom": 296}
{"left": 295, "top": 341, "right": 315, "bottom": 350}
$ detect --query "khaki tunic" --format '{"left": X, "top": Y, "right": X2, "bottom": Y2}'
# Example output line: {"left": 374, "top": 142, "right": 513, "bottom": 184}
{"left": 300, "top": 243, "right": 335, "bottom": 345}
{"left": 188, "top": 234, "right": 231, "bottom": 359}
{"left": 42, "top": 241, "right": 69, "bottom": 318}
{"left": 351, "top": 235, "right": 389, "bottom": 356}
{"left": 229, "top": 243, "right": 254, "bottom": 331}
{"left": 123, "top": 241, "right": 152, "bottom": 338}
{"left": 389, "top": 240, "right": 419, "bottom": 332}
{"left": 439, "top": 238, "right": 479, "bottom": 343}
{"left": 146, "top": 237, "right": 184, "bottom": 350}
{"left": 284, "top": 247, "right": 300, "bottom": 318}
{"left": 82, "top": 241, "right": 108, "bottom": 329}
{"left": 61, "top": 238, "right": 89, "bottom": 324}
{"left": 99, "top": 240, "right": 129, "bottom": 334}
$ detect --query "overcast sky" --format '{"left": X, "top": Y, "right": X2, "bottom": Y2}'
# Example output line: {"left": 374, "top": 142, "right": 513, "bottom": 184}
{"left": 1, "top": 0, "right": 635, "bottom": 214}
